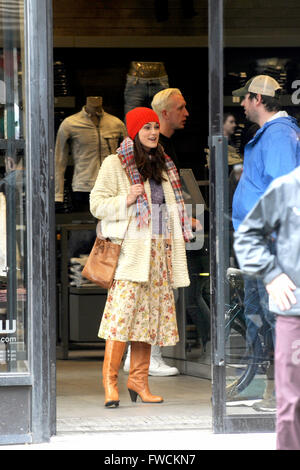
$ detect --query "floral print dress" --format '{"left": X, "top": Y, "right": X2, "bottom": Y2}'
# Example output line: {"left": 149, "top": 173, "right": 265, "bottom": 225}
{"left": 98, "top": 178, "right": 179, "bottom": 347}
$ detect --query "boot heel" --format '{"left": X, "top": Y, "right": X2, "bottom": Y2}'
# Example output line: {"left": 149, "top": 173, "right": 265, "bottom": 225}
{"left": 128, "top": 389, "right": 138, "bottom": 402}
{"left": 105, "top": 400, "right": 120, "bottom": 408}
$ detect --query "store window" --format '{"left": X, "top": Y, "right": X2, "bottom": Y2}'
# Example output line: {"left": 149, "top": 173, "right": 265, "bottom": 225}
{"left": 223, "top": 54, "right": 277, "bottom": 422}
{"left": 0, "top": 0, "right": 28, "bottom": 373}
{"left": 209, "top": 0, "right": 300, "bottom": 432}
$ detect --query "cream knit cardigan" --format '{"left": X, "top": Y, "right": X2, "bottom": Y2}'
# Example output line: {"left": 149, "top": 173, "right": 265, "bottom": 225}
{"left": 90, "top": 154, "right": 190, "bottom": 288}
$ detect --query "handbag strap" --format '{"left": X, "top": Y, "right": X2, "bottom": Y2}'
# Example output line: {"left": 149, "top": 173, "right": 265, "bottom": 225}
{"left": 120, "top": 215, "right": 132, "bottom": 247}
{"left": 97, "top": 215, "right": 133, "bottom": 246}
{"left": 97, "top": 164, "right": 135, "bottom": 245}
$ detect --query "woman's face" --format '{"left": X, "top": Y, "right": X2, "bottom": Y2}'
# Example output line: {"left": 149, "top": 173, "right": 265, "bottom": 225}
{"left": 138, "top": 122, "right": 160, "bottom": 151}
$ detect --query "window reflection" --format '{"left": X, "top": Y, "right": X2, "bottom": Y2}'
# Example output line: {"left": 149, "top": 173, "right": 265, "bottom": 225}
{"left": 0, "top": 0, "right": 27, "bottom": 373}
{"left": 179, "top": 169, "right": 211, "bottom": 364}
{"left": 225, "top": 90, "right": 276, "bottom": 414}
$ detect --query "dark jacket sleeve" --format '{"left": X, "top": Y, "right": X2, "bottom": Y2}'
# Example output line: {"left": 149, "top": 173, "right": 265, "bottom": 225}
{"left": 233, "top": 179, "right": 284, "bottom": 285}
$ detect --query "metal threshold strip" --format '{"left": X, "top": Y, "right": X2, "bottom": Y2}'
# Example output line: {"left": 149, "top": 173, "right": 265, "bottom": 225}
{"left": 57, "top": 415, "right": 213, "bottom": 434}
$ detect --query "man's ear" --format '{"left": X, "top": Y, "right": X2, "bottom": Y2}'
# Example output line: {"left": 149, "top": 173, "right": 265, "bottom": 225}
{"left": 255, "top": 94, "right": 263, "bottom": 105}
{"left": 161, "top": 109, "right": 169, "bottom": 120}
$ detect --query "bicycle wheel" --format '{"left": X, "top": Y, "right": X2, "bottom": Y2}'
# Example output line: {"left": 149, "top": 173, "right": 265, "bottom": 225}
{"left": 225, "top": 315, "right": 262, "bottom": 399}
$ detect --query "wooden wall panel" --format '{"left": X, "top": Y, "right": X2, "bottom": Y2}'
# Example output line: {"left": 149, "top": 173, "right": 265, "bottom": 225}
{"left": 53, "top": 0, "right": 300, "bottom": 46}
{"left": 53, "top": 0, "right": 208, "bottom": 37}
{"left": 225, "top": 0, "right": 300, "bottom": 36}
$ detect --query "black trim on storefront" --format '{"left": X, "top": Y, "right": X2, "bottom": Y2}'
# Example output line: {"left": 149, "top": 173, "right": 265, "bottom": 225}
{"left": 224, "top": 415, "right": 276, "bottom": 434}
{"left": 209, "top": 0, "right": 226, "bottom": 434}
{"left": 0, "top": 0, "right": 55, "bottom": 445}
{"left": 25, "top": 0, "right": 56, "bottom": 443}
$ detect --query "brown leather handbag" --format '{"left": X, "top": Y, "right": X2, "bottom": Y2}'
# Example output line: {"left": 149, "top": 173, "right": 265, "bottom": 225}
{"left": 82, "top": 219, "right": 131, "bottom": 290}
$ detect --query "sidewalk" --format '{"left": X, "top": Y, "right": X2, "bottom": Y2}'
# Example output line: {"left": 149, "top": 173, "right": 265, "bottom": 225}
{"left": 0, "top": 429, "right": 277, "bottom": 450}
{"left": 10, "top": 357, "right": 274, "bottom": 451}
{"left": 0, "top": 356, "right": 277, "bottom": 451}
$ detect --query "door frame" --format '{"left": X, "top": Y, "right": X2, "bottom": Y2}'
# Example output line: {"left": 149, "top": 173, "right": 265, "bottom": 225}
{"left": 26, "top": 0, "right": 56, "bottom": 443}
{"left": 0, "top": 0, "right": 55, "bottom": 445}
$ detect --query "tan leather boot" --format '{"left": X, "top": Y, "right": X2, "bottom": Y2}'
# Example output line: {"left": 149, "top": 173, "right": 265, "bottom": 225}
{"left": 127, "top": 341, "right": 164, "bottom": 403}
{"left": 102, "top": 339, "right": 126, "bottom": 408}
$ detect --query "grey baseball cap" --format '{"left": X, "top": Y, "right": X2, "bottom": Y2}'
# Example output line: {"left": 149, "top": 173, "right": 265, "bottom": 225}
{"left": 232, "top": 75, "right": 281, "bottom": 98}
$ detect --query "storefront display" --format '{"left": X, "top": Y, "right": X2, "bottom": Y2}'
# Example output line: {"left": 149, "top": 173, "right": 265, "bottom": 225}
{"left": 2, "top": 0, "right": 300, "bottom": 446}
{"left": 0, "top": 162, "right": 27, "bottom": 373}
{"left": 0, "top": 193, "right": 6, "bottom": 277}
{"left": 55, "top": 96, "right": 127, "bottom": 206}
{"left": 0, "top": 1, "right": 28, "bottom": 374}
{"left": 124, "top": 61, "right": 169, "bottom": 114}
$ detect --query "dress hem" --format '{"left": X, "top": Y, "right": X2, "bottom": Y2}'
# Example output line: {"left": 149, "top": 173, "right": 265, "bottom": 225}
{"left": 98, "top": 334, "right": 179, "bottom": 348}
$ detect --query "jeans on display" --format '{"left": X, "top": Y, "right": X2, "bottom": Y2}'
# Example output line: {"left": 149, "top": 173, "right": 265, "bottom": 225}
{"left": 185, "top": 250, "right": 210, "bottom": 347}
{"left": 243, "top": 239, "right": 277, "bottom": 357}
{"left": 243, "top": 275, "right": 276, "bottom": 358}
{"left": 124, "top": 74, "right": 169, "bottom": 115}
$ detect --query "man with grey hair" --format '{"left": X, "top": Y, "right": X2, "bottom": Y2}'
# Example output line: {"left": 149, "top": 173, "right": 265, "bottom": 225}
{"left": 151, "top": 88, "right": 189, "bottom": 171}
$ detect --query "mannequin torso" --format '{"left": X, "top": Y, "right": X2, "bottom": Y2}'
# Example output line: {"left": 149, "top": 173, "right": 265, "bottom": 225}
{"left": 54, "top": 96, "right": 127, "bottom": 204}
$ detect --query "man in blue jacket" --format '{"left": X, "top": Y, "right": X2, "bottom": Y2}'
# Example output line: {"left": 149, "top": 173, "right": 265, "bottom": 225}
{"left": 232, "top": 75, "right": 300, "bottom": 230}
{"left": 232, "top": 75, "right": 300, "bottom": 411}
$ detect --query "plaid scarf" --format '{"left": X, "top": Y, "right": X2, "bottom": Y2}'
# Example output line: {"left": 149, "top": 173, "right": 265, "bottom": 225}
{"left": 117, "top": 137, "right": 194, "bottom": 242}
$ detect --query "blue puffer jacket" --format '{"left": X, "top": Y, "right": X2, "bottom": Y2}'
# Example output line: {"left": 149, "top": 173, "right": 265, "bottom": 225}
{"left": 232, "top": 116, "right": 300, "bottom": 231}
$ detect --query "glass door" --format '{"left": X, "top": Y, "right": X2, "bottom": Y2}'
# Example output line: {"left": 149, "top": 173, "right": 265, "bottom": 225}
{"left": 162, "top": 5, "right": 211, "bottom": 380}
{"left": 164, "top": 168, "right": 210, "bottom": 379}
{"left": 210, "top": 0, "right": 299, "bottom": 432}
{"left": 209, "top": 0, "right": 275, "bottom": 433}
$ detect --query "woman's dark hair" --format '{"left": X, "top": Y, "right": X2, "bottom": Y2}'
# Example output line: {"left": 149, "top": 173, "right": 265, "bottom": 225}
{"left": 248, "top": 92, "right": 281, "bottom": 112}
{"left": 223, "top": 112, "right": 235, "bottom": 124}
{"left": 134, "top": 134, "right": 167, "bottom": 183}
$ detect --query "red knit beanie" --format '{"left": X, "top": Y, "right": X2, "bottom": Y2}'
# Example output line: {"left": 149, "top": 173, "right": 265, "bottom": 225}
{"left": 125, "top": 107, "right": 160, "bottom": 140}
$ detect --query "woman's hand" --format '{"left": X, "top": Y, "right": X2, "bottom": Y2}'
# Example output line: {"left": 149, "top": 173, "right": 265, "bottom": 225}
{"left": 189, "top": 217, "right": 203, "bottom": 232}
{"left": 127, "top": 184, "right": 145, "bottom": 207}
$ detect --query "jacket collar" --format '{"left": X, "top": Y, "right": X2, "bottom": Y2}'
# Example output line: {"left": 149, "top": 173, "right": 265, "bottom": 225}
{"left": 247, "top": 115, "right": 296, "bottom": 146}
{"left": 81, "top": 106, "right": 104, "bottom": 119}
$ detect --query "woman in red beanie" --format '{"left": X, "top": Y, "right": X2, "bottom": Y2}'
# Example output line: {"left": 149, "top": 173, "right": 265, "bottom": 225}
{"left": 90, "top": 107, "right": 194, "bottom": 408}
